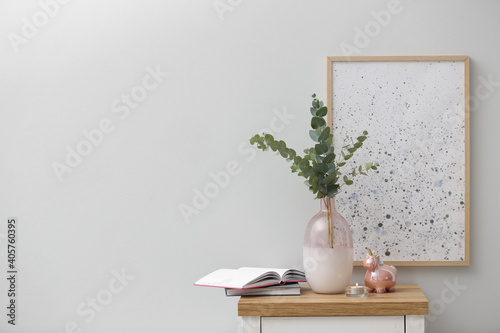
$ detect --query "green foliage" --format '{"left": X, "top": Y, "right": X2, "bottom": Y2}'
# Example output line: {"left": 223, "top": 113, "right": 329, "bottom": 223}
{"left": 249, "top": 94, "right": 378, "bottom": 199}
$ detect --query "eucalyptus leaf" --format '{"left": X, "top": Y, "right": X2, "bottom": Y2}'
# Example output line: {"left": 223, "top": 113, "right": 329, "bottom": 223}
{"left": 321, "top": 173, "right": 337, "bottom": 185}
{"left": 323, "top": 153, "right": 335, "bottom": 163}
{"left": 313, "top": 163, "right": 329, "bottom": 173}
{"left": 326, "top": 135, "right": 333, "bottom": 145}
{"left": 318, "top": 127, "right": 330, "bottom": 141}
{"left": 316, "top": 106, "right": 328, "bottom": 117}
{"left": 309, "top": 130, "right": 320, "bottom": 142}
{"left": 327, "top": 163, "right": 335, "bottom": 174}
{"left": 327, "top": 184, "right": 339, "bottom": 197}
{"left": 302, "top": 168, "right": 310, "bottom": 178}
{"left": 264, "top": 134, "right": 274, "bottom": 144}
{"left": 318, "top": 181, "right": 327, "bottom": 195}
{"left": 311, "top": 117, "right": 326, "bottom": 129}
{"left": 310, "top": 176, "right": 319, "bottom": 190}
{"left": 315, "top": 143, "right": 328, "bottom": 154}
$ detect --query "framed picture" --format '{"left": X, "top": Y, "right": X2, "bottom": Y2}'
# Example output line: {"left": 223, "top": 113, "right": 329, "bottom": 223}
{"left": 327, "top": 56, "right": 470, "bottom": 266}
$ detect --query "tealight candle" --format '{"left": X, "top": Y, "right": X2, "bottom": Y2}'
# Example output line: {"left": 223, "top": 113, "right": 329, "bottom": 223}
{"left": 345, "top": 283, "right": 369, "bottom": 298}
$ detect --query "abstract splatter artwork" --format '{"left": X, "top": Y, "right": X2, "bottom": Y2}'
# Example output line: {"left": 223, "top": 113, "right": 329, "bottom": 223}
{"left": 328, "top": 56, "right": 469, "bottom": 265}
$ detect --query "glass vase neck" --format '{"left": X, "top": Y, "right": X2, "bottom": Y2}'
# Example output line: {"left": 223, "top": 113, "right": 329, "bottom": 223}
{"left": 320, "top": 197, "right": 336, "bottom": 211}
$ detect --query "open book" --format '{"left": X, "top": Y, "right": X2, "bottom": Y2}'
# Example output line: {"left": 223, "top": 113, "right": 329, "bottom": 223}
{"left": 194, "top": 267, "right": 306, "bottom": 289}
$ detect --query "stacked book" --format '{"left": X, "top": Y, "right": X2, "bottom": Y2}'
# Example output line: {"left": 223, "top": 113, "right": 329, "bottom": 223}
{"left": 194, "top": 267, "right": 306, "bottom": 296}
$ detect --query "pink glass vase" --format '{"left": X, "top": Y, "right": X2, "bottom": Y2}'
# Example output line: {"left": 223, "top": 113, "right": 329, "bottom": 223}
{"left": 303, "top": 197, "right": 353, "bottom": 294}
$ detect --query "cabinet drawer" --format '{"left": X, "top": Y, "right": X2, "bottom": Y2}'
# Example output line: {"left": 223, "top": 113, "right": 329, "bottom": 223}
{"left": 262, "top": 316, "right": 405, "bottom": 333}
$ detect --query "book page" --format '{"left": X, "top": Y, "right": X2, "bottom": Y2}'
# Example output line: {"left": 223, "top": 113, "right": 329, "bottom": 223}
{"left": 240, "top": 267, "right": 306, "bottom": 282}
{"left": 238, "top": 267, "right": 289, "bottom": 278}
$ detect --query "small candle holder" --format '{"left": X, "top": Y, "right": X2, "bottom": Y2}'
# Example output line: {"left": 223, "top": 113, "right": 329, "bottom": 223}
{"left": 345, "top": 283, "right": 369, "bottom": 298}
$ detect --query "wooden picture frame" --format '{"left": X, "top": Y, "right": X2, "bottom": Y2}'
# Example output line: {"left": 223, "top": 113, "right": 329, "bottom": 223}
{"left": 327, "top": 56, "right": 470, "bottom": 266}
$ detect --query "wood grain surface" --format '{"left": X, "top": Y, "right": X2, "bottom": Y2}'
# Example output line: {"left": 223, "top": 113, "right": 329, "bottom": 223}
{"left": 238, "top": 284, "right": 428, "bottom": 317}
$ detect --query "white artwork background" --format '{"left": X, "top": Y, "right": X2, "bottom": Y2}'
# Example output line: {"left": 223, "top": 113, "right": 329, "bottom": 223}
{"left": 331, "top": 61, "right": 466, "bottom": 262}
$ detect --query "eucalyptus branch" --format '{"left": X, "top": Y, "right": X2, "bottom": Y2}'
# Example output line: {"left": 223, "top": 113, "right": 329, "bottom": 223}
{"left": 337, "top": 162, "right": 380, "bottom": 191}
{"left": 249, "top": 94, "right": 378, "bottom": 199}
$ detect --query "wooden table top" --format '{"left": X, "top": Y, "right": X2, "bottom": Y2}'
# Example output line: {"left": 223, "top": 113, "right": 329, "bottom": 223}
{"left": 238, "top": 284, "right": 428, "bottom": 317}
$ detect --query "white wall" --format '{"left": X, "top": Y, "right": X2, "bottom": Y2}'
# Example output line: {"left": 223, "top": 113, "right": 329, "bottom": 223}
{"left": 1, "top": 0, "right": 499, "bottom": 332}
